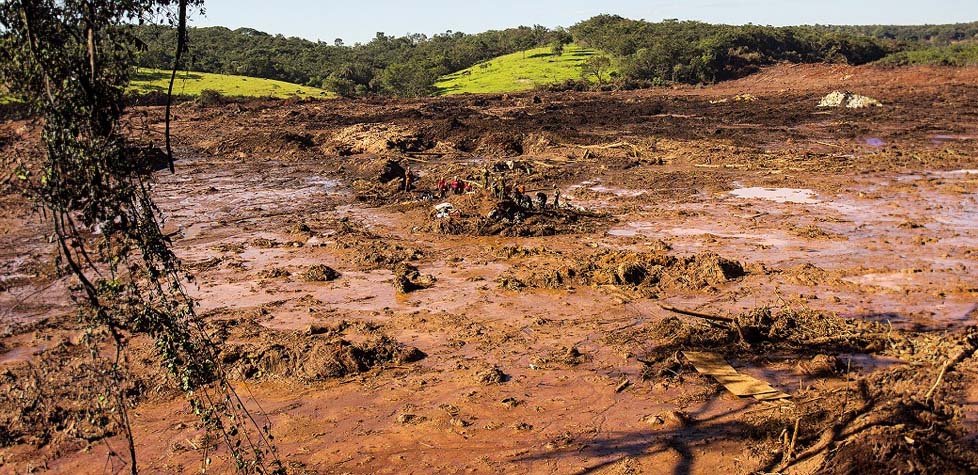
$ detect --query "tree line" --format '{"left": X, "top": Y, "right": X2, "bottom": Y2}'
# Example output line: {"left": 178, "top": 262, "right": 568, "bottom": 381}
{"left": 129, "top": 16, "right": 978, "bottom": 97}
{"left": 131, "top": 24, "right": 570, "bottom": 97}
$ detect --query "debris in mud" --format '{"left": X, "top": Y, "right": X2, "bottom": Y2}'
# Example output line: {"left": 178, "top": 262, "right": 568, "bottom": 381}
{"left": 423, "top": 196, "right": 604, "bottom": 237}
{"left": 531, "top": 346, "right": 588, "bottom": 368}
{"left": 490, "top": 245, "right": 557, "bottom": 259}
{"left": 682, "top": 351, "right": 791, "bottom": 400}
{"left": 500, "top": 249, "right": 746, "bottom": 296}
{"left": 710, "top": 94, "right": 757, "bottom": 104}
{"left": 642, "top": 410, "right": 691, "bottom": 429}
{"left": 258, "top": 267, "right": 292, "bottom": 279}
{"left": 797, "top": 354, "right": 844, "bottom": 376}
{"left": 300, "top": 264, "right": 341, "bottom": 282}
{"left": 397, "top": 413, "right": 426, "bottom": 425}
{"left": 251, "top": 237, "right": 279, "bottom": 248}
{"left": 629, "top": 305, "right": 896, "bottom": 383}
{"left": 500, "top": 397, "right": 522, "bottom": 408}
{"left": 818, "top": 90, "right": 883, "bottom": 109}
{"left": 653, "top": 306, "right": 891, "bottom": 354}
{"left": 0, "top": 337, "right": 149, "bottom": 449}
{"left": 474, "top": 366, "right": 509, "bottom": 385}
{"left": 433, "top": 202, "right": 456, "bottom": 218}
{"left": 791, "top": 223, "right": 841, "bottom": 240}
{"left": 393, "top": 263, "right": 435, "bottom": 293}
{"left": 288, "top": 222, "right": 313, "bottom": 238}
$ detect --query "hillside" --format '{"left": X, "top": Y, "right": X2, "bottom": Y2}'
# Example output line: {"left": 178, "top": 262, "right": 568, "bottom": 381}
{"left": 435, "top": 44, "right": 613, "bottom": 95}
{"left": 128, "top": 19, "right": 978, "bottom": 98}
{"left": 130, "top": 68, "right": 331, "bottom": 98}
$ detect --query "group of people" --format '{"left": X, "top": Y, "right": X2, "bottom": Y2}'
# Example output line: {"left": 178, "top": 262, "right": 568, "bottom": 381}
{"left": 436, "top": 176, "right": 472, "bottom": 197}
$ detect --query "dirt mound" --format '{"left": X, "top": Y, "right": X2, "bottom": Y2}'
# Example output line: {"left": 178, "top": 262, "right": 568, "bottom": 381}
{"left": 393, "top": 263, "right": 436, "bottom": 293}
{"left": 205, "top": 129, "right": 318, "bottom": 157}
{"left": 475, "top": 132, "right": 525, "bottom": 156}
{"left": 474, "top": 366, "right": 509, "bottom": 385}
{"left": 652, "top": 307, "right": 888, "bottom": 355}
{"left": 334, "top": 237, "right": 423, "bottom": 271}
{"left": 327, "top": 123, "right": 432, "bottom": 156}
{"left": 628, "top": 306, "right": 895, "bottom": 381}
{"left": 500, "top": 250, "right": 746, "bottom": 296}
{"left": 216, "top": 320, "right": 425, "bottom": 381}
{"left": 300, "top": 264, "right": 340, "bottom": 282}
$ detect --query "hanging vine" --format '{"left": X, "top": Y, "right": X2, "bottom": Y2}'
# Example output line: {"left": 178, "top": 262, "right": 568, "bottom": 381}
{"left": 0, "top": 1, "right": 281, "bottom": 473}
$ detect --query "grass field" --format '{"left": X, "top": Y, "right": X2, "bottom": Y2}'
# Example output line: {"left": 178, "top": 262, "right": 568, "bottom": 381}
{"left": 131, "top": 68, "right": 331, "bottom": 98}
{"left": 435, "top": 44, "right": 615, "bottom": 95}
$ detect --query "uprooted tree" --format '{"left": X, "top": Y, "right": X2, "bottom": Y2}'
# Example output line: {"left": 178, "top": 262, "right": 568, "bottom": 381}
{"left": 0, "top": 1, "right": 280, "bottom": 473}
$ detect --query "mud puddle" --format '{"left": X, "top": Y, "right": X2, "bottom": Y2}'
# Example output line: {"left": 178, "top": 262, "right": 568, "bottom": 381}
{"left": 728, "top": 186, "right": 819, "bottom": 204}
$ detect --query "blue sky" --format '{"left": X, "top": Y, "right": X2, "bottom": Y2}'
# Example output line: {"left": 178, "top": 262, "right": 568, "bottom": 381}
{"left": 191, "top": 0, "right": 978, "bottom": 44}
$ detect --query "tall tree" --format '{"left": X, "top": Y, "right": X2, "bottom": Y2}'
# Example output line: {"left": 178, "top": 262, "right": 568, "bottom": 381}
{"left": 0, "top": 1, "right": 281, "bottom": 473}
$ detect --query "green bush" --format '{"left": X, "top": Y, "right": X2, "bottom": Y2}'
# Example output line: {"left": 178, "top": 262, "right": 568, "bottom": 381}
{"left": 196, "top": 88, "right": 225, "bottom": 105}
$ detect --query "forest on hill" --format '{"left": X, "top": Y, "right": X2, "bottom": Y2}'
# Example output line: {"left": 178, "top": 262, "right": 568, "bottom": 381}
{"left": 130, "top": 16, "right": 978, "bottom": 97}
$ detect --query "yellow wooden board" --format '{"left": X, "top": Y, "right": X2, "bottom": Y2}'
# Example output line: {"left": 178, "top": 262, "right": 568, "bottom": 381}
{"left": 683, "top": 351, "right": 791, "bottom": 400}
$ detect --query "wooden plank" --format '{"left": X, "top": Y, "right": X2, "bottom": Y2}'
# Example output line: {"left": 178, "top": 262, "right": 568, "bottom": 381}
{"left": 683, "top": 351, "right": 791, "bottom": 400}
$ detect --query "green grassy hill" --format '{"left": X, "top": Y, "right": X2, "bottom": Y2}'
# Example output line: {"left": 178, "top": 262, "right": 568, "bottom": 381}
{"left": 435, "top": 44, "right": 615, "bottom": 95}
{"left": 131, "top": 68, "right": 331, "bottom": 98}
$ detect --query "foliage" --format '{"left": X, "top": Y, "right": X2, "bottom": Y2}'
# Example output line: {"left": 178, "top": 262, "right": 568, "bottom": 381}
{"left": 814, "top": 22, "right": 978, "bottom": 46}
{"left": 571, "top": 15, "right": 887, "bottom": 84}
{"left": 581, "top": 55, "right": 612, "bottom": 84}
{"left": 125, "top": 16, "right": 978, "bottom": 97}
{"left": 876, "top": 43, "right": 978, "bottom": 67}
{"left": 550, "top": 40, "right": 565, "bottom": 57}
{"left": 130, "top": 67, "right": 330, "bottom": 98}
{"left": 0, "top": 1, "right": 280, "bottom": 473}
{"left": 130, "top": 23, "right": 565, "bottom": 97}
{"left": 435, "top": 44, "right": 615, "bottom": 95}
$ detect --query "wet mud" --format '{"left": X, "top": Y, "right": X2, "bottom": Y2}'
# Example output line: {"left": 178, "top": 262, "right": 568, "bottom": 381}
{"left": 2, "top": 63, "right": 978, "bottom": 474}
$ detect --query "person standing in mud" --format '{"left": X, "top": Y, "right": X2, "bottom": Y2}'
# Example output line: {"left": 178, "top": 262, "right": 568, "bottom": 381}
{"left": 553, "top": 185, "right": 560, "bottom": 209}
{"left": 437, "top": 178, "right": 447, "bottom": 198}
{"left": 403, "top": 168, "right": 414, "bottom": 192}
{"left": 482, "top": 166, "right": 490, "bottom": 190}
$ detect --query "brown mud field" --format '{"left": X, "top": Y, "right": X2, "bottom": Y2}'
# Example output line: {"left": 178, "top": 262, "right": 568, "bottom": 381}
{"left": 2, "top": 64, "right": 978, "bottom": 474}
